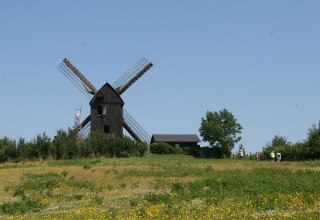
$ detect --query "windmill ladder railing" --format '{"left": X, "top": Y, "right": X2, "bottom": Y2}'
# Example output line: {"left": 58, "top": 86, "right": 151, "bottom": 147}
{"left": 123, "top": 109, "right": 151, "bottom": 144}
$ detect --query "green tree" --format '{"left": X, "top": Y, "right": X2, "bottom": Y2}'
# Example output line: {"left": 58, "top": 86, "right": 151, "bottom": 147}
{"left": 30, "top": 133, "right": 52, "bottom": 160}
{"left": 17, "top": 138, "right": 38, "bottom": 160}
{"left": 0, "top": 137, "right": 17, "bottom": 162}
{"left": 81, "top": 130, "right": 112, "bottom": 157}
{"left": 306, "top": 122, "right": 320, "bottom": 159}
{"left": 289, "top": 141, "right": 307, "bottom": 160}
{"left": 199, "top": 109, "right": 242, "bottom": 157}
{"left": 261, "top": 135, "right": 289, "bottom": 160}
{"left": 52, "top": 128, "right": 80, "bottom": 159}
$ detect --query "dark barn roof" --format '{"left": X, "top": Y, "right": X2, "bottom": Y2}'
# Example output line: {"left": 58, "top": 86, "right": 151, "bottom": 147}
{"left": 151, "top": 134, "right": 201, "bottom": 143}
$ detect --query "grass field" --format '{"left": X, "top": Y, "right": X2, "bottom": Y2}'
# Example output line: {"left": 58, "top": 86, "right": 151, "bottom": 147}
{"left": 0, "top": 155, "right": 319, "bottom": 219}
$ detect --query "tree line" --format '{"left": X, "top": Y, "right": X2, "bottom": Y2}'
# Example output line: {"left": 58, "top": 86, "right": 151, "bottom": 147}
{"left": 0, "top": 129, "right": 147, "bottom": 163}
{"left": 260, "top": 122, "right": 320, "bottom": 161}
{"left": 1, "top": 109, "right": 319, "bottom": 162}
{"left": 197, "top": 109, "right": 320, "bottom": 160}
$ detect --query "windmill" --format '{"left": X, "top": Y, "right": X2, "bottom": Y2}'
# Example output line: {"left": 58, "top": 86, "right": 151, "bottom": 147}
{"left": 57, "top": 57, "right": 153, "bottom": 143}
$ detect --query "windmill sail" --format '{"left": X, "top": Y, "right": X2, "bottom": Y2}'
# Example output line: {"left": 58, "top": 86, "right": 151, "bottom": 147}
{"left": 58, "top": 57, "right": 152, "bottom": 143}
{"left": 62, "top": 58, "right": 98, "bottom": 93}
{"left": 81, "top": 115, "right": 91, "bottom": 129}
{"left": 112, "top": 57, "right": 153, "bottom": 95}
{"left": 123, "top": 109, "right": 151, "bottom": 143}
{"left": 57, "top": 58, "right": 97, "bottom": 99}
{"left": 79, "top": 120, "right": 90, "bottom": 139}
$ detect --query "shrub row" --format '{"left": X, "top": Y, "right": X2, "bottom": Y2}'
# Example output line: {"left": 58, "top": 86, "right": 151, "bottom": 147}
{"left": 149, "top": 143, "right": 228, "bottom": 159}
{"left": 261, "top": 125, "right": 320, "bottom": 161}
{"left": 149, "top": 142, "right": 182, "bottom": 155}
{"left": 81, "top": 131, "right": 147, "bottom": 158}
{"left": 149, "top": 143, "right": 229, "bottom": 158}
{"left": 0, "top": 129, "right": 147, "bottom": 163}
{"left": 186, "top": 146, "right": 227, "bottom": 158}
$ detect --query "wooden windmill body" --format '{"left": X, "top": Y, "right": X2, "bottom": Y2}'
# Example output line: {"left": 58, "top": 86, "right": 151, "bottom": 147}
{"left": 90, "top": 82, "right": 124, "bottom": 137}
{"left": 57, "top": 57, "right": 153, "bottom": 143}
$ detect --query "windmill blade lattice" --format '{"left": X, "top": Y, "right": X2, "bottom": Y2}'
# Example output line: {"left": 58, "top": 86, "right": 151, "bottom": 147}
{"left": 58, "top": 57, "right": 152, "bottom": 143}
{"left": 57, "top": 59, "right": 96, "bottom": 100}
{"left": 58, "top": 59, "right": 94, "bottom": 137}
{"left": 112, "top": 57, "right": 153, "bottom": 95}
{"left": 78, "top": 121, "right": 91, "bottom": 139}
{"left": 123, "top": 108, "right": 151, "bottom": 143}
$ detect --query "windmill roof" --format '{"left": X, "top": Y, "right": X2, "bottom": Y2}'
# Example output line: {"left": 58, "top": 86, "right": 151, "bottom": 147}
{"left": 151, "top": 134, "right": 201, "bottom": 143}
{"left": 89, "top": 82, "right": 124, "bottom": 105}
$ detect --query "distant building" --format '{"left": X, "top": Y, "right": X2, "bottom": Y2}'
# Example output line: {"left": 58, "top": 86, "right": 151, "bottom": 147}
{"left": 151, "top": 134, "right": 201, "bottom": 148}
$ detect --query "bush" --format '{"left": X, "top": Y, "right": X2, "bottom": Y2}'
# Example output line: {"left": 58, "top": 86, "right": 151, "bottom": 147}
{"left": 34, "top": 133, "right": 52, "bottom": 159}
{"left": 134, "top": 141, "right": 148, "bottom": 157}
{"left": 261, "top": 133, "right": 319, "bottom": 161}
{"left": 52, "top": 128, "right": 80, "bottom": 159}
{"left": 17, "top": 141, "right": 38, "bottom": 160}
{"left": 1, "top": 197, "right": 44, "bottom": 214}
{"left": 81, "top": 131, "right": 148, "bottom": 158}
{"left": 0, "top": 137, "right": 17, "bottom": 163}
{"left": 0, "top": 129, "right": 148, "bottom": 161}
{"left": 150, "top": 142, "right": 177, "bottom": 155}
{"left": 112, "top": 136, "right": 147, "bottom": 157}
{"left": 112, "top": 136, "right": 135, "bottom": 157}
{"left": 188, "top": 146, "right": 225, "bottom": 158}
{"left": 17, "top": 134, "right": 52, "bottom": 161}
{"left": 80, "top": 131, "right": 112, "bottom": 157}
{"left": 306, "top": 122, "right": 320, "bottom": 159}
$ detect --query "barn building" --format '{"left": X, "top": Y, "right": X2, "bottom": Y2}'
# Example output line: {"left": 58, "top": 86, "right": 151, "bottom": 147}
{"left": 150, "top": 134, "right": 201, "bottom": 148}
{"left": 89, "top": 82, "right": 124, "bottom": 137}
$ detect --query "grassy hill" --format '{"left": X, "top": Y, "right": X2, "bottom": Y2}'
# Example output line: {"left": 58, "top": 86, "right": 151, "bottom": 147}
{"left": 0, "top": 155, "right": 319, "bottom": 219}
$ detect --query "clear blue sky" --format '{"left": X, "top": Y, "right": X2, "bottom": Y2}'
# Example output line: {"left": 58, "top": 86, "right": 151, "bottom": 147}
{"left": 0, "top": 1, "right": 319, "bottom": 153}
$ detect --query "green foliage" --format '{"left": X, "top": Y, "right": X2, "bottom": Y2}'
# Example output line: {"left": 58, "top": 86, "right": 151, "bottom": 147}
{"left": 0, "top": 137, "right": 17, "bottom": 162}
{"left": 306, "top": 121, "right": 320, "bottom": 159}
{"left": 82, "top": 131, "right": 147, "bottom": 158}
{"left": 144, "top": 193, "right": 172, "bottom": 204}
{"left": 261, "top": 135, "right": 290, "bottom": 160}
{"left": 61, "top": 170, "right": 69, "bottom": 177}
{"left": 48, "top": 158, "right": 101, "bottom": 167}
{"left": 134, "top": 141, "right": 148, "bottom": 157}
{"left": 92, "top": 195, "right": 104, "bottom": 205}
{"left": 262, "top": 124, "right": 320, "bottom": 160}
{"left": 14, "top": 172, "right": 64, "bottom": 196}
{"left": 199, "top": 109, "right": 242, "bottom": 157}
{"left": 1, "top": 155, "right": 320, "bottom": 218}
{"left": 1, "top": 196, "right": 44, "bottom": 214}
{"left": 17, "top": 134, "right": 52, "bottom": 160}
{"left": 52, "top": 128, "right": 80, "bottom": 159}
{"left": 112, "top": 136, "right": 136, "bottom": 157}
{"left": 154, "top": 168, "right": 320, "bottom": 207}
{"left": 292, "top": 141, "right": 309, "bottom": 160}
{"left": 150, "top": 142, "right": 179, "bottom": 155}
{"left": 1, "top": 171, "right": 95, "bottom": 214}
{"left": 17, "top": 138, "right": 35, "bottom": 160}
{"left": 0, "top": 128, "right": 148, "bottom": 163}
{"left": 34, "top": 133, "right": 52, "bottom": 159}
{"left": 188, "top": 146, "right": 225, "bottom": 158}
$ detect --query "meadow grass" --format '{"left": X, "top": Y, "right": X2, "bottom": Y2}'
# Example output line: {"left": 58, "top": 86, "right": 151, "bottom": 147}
{"left": 0, "top": 155, "right": 319, "bottom": 219}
